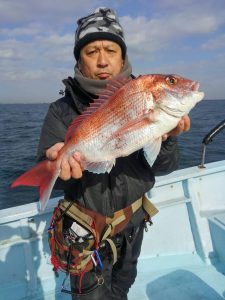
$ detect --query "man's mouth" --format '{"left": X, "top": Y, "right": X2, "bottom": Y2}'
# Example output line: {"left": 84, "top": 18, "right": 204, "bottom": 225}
{"left": 97, "top": 73, "right": 111, "bottom": 80}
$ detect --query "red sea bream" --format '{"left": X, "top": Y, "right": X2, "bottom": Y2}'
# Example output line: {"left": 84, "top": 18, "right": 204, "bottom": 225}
{"left": 11, "top": 74, "right": 204, "bottom": 210}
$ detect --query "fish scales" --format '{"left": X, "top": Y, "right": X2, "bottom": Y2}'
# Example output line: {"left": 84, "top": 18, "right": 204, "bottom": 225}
{"left": 72, "top": 81, "right": 146, "bottom": 146}
{"left": 11, "top": 74, "right": 204, "bottom": 210}
{"left": 75, "top": 83, "right": 151, "bottom": 157}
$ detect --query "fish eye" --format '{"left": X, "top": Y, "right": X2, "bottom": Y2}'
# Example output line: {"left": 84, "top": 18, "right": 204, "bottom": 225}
{"left": 166, "top": 76, "right": 177, "bottom": 85}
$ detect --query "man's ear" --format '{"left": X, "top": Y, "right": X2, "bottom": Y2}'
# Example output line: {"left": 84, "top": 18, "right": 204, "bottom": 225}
{"left": 77, "top": 58, "right": 81, "bottom": 71}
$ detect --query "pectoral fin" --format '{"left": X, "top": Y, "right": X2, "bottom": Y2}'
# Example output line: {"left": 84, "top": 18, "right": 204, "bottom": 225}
{"left": 143, "top": 137, "right": 162, "bottom": 166}
{"left": 82, "top": 160, "right": 116, "bottom": 174}
{"left": 106, "top": 113, "right": 154, "bottom": 146}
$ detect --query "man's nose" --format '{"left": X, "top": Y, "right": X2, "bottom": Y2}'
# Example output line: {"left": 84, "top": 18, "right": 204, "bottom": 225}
{"left": 97, "top": 51, "right": 108, "bottom": 67}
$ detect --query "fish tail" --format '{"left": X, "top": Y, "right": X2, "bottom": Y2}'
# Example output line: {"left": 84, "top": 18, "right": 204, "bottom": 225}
{"left": 11, "top": 160, "right": 60, "bottom": 211}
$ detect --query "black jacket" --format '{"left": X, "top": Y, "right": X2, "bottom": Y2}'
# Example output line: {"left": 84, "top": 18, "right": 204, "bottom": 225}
{"left": 37, "top": 77, "right": 179, "bottom": 223}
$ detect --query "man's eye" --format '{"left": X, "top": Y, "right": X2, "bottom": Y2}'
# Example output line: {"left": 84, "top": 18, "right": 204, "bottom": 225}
{"left": 87, "top": 50, "right": 96, "bottom": 55}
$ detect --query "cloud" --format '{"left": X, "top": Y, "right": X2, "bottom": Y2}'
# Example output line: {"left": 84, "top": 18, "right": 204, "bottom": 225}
{"left": 202, "top": 34, "right": 225, "bottom": 50}
{"left": 0, "top": 0, "right": 104, "bottom": 25}
{"left": 0, "top": 39, "right": 35, "bottom": 61}
{"left": 136, "top": 52, "right": 225, "bottom": 100}
{"left": 0, "top": 1, "right": 108, "bottom": 85}
{"left": 0, "top": 0, "right": 225, "bottom": 102}
{"left": 0, "top": 34, "right": 74, "bottom": 89}
{"left": 0, "top": 23, "right": 44, "bottom": 37}
{"left": 35, "top": 33, "right": 73, "bottom": 46}
{"left": 121, "top": 6, "right": 225, "bottom": 59}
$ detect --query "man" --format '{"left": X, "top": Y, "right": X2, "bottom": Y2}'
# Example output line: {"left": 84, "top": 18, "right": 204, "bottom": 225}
{"left": 37, "top": 7, "right": 190, "bottom": 300}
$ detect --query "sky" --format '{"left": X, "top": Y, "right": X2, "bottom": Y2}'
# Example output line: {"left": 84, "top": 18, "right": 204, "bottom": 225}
{"left": 0, "top": 0, "right": 225, "bottom": 103}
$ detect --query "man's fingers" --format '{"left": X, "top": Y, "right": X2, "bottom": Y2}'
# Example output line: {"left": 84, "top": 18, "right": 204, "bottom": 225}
{"left": 182, "top": 115, "right": 190, "bottom": 132}
{"left": 69, "top": 156, "right": 83, "bottom": 179}
{"left": 47, "top": 150, "right": 58, "bottom": 161}
{"left": 162, "top": 134, "right": 168, "bottom": 141}
{"left": 73, "top": 152, "right": 81, "bottom": 162}
{"left": 60, "top": 156, "right": 71, "bottom": 180}
{"left": 177, "top": 119, "right": 185, "bottom": 133}
{"left": 59, "top": 152, "right": 83, "bottom": 180}
{"left": 162, "top": 115, "right": 191, "bottom": 140}
{"left": 175, "top": 115, "right": 190, "bottom": 134}
{"left": 46, "top": 142, "right": 64, "bottom": 160}
{"left": 46, "top": 143, "right": 83, "bottom": 180}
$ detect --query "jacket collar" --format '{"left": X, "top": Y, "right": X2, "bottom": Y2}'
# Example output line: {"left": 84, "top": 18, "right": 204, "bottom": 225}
{"left": 62, "top": 77, "right": 96, "bottom": 114}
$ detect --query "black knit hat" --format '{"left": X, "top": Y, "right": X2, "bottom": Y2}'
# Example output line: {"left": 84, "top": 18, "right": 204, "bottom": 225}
{"left": 74, "top": 7, "right": 127, "bottom": 60}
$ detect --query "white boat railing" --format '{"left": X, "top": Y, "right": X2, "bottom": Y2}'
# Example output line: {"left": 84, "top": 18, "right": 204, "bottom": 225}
{"left": 0, "top": 160, "right": 225, "bottom": 299}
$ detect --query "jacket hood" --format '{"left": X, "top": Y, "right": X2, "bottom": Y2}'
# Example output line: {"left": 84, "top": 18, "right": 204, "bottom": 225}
{"left": 62, "top": 77, "right": 96, "bottom": 114}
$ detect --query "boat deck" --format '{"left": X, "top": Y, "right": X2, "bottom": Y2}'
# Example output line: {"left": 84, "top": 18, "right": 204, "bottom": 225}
{"left": 24, "top": 252, "right": 225, "bottom": 300}
{"left": 53, "top": 243, "right": 225, "bottom": 300}
{"left": 1, "top": 161, "right": 225, "bottom": 299}
{"left": 129, "top": 253, "right": 225, "bottom": 300}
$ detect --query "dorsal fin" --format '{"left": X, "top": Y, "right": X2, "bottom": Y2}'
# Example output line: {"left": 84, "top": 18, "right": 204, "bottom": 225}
{"left": 65, "top": 77, "right": 131, "bottom": 143}
{"left": 97, "top": 76, "right": 130, "bottom": 100}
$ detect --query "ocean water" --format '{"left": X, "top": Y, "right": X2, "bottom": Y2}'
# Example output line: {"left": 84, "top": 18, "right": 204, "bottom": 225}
{"left": 0, "top": 100, "right": 225, "bottom": 210}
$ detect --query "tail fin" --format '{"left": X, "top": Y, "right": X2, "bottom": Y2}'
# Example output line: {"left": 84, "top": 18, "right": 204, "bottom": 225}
{"left": 11, "top": 160, "right": 60, "bottom": 211}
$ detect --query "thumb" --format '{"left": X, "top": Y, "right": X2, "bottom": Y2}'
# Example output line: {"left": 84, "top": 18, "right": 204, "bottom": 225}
{"left": 46, "top": 142, "right": 64, "bottom": 160}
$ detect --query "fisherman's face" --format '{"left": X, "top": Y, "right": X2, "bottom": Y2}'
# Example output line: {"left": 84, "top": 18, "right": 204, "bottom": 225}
{"left": 78, "top": 40, "right": 124, "bottom": 80}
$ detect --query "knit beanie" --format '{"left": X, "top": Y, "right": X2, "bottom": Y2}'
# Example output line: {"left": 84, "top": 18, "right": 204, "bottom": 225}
{"left": 74, "top": 7, "right": 127, "bottom": 60}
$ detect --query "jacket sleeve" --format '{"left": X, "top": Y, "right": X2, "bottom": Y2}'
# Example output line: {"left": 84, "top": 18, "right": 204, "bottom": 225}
{"left": 37, "top": 100, "right": 79, "bottom": 190}
{"left": 37, "top": 103, "right": 66, "bottom": 161}
{"left": 151, "top": 136, "right": 180, "bottom": 176}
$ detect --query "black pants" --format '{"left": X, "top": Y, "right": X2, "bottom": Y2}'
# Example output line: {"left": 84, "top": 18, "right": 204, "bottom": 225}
{"left": 70, "top": 223, "right": 144, "bottom": 300}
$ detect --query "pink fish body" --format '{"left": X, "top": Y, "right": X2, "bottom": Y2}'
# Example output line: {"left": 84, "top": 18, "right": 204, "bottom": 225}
{"left": 11, "top": 74, "right": 204, "bottom": 210}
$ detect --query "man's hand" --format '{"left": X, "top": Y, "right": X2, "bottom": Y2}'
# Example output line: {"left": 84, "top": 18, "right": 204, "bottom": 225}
{"left": 162, "top": 115, "right": 190, "bottom": 141}
{"left": 46, "top": 142, "right": 83, "bottom": 180}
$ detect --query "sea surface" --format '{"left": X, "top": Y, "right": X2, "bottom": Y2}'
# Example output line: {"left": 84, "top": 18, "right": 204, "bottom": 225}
{"left": 0, "top": 100, "right": 225, "bottom": 210}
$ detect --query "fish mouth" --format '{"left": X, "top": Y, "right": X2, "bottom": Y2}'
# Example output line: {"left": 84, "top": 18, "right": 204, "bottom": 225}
{"left": 191, "top": 81, "right": 199, "bottom": 91}
{"left": 190, "top": 82, "right": 204, "bottom": 101}
{"left": 194, "top": 90, "right": 205, "bottom": 102}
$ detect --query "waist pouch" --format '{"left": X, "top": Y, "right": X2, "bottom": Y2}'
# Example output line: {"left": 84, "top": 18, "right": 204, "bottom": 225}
{"left": 48, "top": 195, "right": 158, "bottom": 277}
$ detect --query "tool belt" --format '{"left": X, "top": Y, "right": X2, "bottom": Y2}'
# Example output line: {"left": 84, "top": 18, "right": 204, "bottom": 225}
{"left": 48, "top": 195, "right": 158, "bottom": 278}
